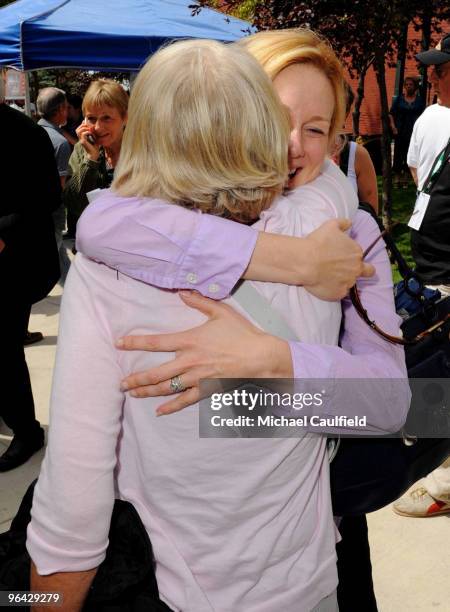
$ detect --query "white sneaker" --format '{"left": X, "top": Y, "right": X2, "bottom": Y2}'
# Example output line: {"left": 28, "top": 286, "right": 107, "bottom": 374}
{"left": 393, "top": 484, "right": 450, "bottom": 517}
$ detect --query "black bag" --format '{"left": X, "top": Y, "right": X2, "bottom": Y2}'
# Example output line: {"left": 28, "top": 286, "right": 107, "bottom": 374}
{"left": 355, "top": 203, "right": 450, "bottom": 440}
{"left": 356, "top": 201, "right": 450, "bottom": 380}
{"left": 330, "top": 204, "right": 450, "bottom": 517}
{"left": 0, "top": 481, "right": 173, "bottom": 612}
{"left": 331, "top": 435, "right": 450, "bottom": 516}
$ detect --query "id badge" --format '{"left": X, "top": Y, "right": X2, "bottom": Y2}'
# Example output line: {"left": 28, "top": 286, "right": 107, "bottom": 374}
{"left": 408, "top": 192, "right": 431, "bottom": 231}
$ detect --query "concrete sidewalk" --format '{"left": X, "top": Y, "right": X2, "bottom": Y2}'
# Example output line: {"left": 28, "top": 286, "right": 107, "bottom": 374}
{"left": 1, "top": 282, "right": 449, "bottom": 611}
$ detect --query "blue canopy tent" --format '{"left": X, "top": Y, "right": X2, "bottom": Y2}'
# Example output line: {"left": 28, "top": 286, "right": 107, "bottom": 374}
{"left": 0, "top": 0, "right": 252, "bottom": 71}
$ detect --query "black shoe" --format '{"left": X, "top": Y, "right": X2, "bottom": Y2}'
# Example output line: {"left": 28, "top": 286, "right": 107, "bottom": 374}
{"left": 24, "top": 331, "right": 44, "bottom": 346}
{"left": 0, "top": 428, "right": 45, "bottom": 472}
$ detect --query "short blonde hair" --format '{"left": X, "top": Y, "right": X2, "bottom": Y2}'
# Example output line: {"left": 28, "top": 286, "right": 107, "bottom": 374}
{"left": 113, "top": 39, "right": 289, "bottom": 222}
{"left": 82, "top": 79, "right": 128, "bottom": 117}
{"left": 239, "top": 29, "right": 346, "bottom": 146}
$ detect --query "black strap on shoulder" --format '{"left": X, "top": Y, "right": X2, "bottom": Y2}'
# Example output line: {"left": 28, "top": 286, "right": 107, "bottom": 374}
{"left": 358, "top": 202, "right": 412, "bottom": 280}
{"left": 421, "top": 137, "right": 450, "bottom": 195}
{"left": 339, "top": 141, "right": 350, "bottom": 176}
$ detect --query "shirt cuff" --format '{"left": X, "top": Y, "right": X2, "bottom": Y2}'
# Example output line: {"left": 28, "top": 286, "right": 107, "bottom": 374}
{"left": 175, "top": 214, "right": 259, "bottom": 299}
{"left": 27, "top": 519, "right": 107, "bottom": 576}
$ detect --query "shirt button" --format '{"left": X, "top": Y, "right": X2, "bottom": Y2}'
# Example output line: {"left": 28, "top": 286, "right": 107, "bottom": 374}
{"left": 208, "top": 283, "right": 220, "bottom": 294}
{"left": 186, "top": 272, "right": 198, "bottom": 284}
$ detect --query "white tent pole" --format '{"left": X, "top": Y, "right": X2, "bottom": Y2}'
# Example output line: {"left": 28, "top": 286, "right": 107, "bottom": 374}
{"left": 24, "top": 71, "right": 31, "bottom": 116}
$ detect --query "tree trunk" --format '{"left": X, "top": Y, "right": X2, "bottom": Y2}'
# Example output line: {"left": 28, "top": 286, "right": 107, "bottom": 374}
{"left": 419, "top": 6, "right": 432, "bottom": 104}
{"left": 394, "top": 21, "right": 409, "bottom": 98}
{"left": 30, "top": 72, "right": 40, "bottom": 106}
{"left": 374, "top": 50, "right": 393, "bottom": 229}
{"left": 352, "top": 57, "right": 375, "bottom": 138}
{"left": 352, "top": 67, "right": 367, "bottom": 137}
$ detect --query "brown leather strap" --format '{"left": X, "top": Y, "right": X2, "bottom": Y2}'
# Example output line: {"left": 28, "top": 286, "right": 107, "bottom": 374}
{"left": 350, "top": 284, "right": 450, "bottom": 345}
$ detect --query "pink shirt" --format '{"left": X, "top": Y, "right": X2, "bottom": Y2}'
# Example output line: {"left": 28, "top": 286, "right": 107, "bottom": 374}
{"left": 28, "top": 254, "right": 339, "bottom": 612}
{"left": 28, "top": 161, "right": 409, "bottom": 612}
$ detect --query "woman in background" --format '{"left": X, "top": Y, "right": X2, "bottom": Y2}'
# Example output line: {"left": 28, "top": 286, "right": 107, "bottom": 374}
{"left": 336, "top": 83, "right": 379, "bottom": 213}
{"left": 389, "top": 76, "right": 425, "bottom": 183}
{"left": 63, "top": 79, "right": 128, "bottom": 235}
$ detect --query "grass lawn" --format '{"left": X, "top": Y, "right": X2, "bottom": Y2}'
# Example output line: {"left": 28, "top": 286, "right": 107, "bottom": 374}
{"left": 377, "top": 177, "right": 417, "bottom": 282}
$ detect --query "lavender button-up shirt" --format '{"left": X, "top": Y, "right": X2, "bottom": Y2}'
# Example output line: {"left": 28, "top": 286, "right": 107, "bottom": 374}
{"left": 77, "top": 186, "right": 410, "bottom": 433}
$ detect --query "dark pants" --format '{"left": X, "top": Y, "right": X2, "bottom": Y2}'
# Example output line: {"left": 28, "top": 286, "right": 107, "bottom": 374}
{"left": 0, "top": 301, "right": 40, "bottom": 438}
{"left": 66, "top": 209, "right": 78, "bottom": 239}
{"left": 0, "top": 483, "right": 173, "bottom": 612}
{"left": 337, "top": 515, "right": 377, "bottom": 612}
{"left": 393, "top": 133, "right": 412, "bottom": 174}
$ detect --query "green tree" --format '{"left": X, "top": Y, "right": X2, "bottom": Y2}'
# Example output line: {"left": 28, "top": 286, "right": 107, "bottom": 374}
{"left": 28, "top": 69, "right": 129, "bottom": 103}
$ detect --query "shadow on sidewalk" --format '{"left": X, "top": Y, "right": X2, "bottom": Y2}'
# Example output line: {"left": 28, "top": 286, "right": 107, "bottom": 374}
{"left": 24, "top": 335, "right": 58, "bottom": 348}
{"left": 31, "top": 295, "right": 61, "bottom": 316}
{"left": 0, "top": 426, "right": 47, "bottom": 534}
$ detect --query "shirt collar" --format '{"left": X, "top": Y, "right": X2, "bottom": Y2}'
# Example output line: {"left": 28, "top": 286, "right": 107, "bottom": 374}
{"left": 38, "top": 117, "right": 65, "bottom": 135}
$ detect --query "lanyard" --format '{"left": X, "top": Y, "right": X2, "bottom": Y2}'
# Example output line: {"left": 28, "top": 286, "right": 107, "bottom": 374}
{"left": 422, "top": 138, "right": 450, "bottom": 195}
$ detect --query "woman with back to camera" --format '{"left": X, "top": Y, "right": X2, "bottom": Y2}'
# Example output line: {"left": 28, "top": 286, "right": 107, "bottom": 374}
{"left": 78, "top": 31, "right": 408, "bottom": 445}
{"left": 76, "top": 29, "right": 413, "bottom": 611}
{"left": 63, "top": 79, "right": 128, "bottom": 235}
{"left": 26, "top": 38, "right": 384, "bottom": 612}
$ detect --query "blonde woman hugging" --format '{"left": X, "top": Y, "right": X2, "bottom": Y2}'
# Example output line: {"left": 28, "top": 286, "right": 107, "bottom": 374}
{"left": 29, "top": 33, "right": 409, "bottom": 612}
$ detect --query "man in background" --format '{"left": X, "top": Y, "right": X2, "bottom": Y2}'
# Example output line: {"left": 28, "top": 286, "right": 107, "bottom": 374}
{"left": 0, "top": 70, "right": 61, "bottom": 471}
{"left": 394, "top": 33, "right": 450, "bottom": 518}
{"left": 63, "top": 93, "right": 83, "bottom": 144}
{"left": 407, "top": 32, "right": 450, "bottom": 298}
{"left": 37, "top": 87, "right": 72, "bottom": 285}
{"left": 62, "top": 93, "right": 83, "bottom": 238}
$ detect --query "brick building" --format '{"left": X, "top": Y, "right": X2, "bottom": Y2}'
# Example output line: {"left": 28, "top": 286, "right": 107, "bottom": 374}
{"left": 344, "top": 23, "right": 450, "bottom": 137}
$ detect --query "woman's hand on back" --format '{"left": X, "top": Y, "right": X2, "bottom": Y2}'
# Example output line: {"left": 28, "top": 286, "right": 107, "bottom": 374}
{"left": 117, "top": 291, "right": 293, "bottom": 415}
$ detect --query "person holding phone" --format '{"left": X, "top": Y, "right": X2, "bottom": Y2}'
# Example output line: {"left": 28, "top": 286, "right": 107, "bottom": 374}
{"left": 63, "top": 79, "right": 128, "bottom": 236}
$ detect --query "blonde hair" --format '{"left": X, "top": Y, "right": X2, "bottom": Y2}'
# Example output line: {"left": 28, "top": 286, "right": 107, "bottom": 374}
{"left": 113, "top": 39, "right": 289, "bottom": 222}
{"left": 82, "top": 79, "right": 128, "bottom": 117}
{"left": 239, "top": 29, "right": 346, "bottom": 146}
